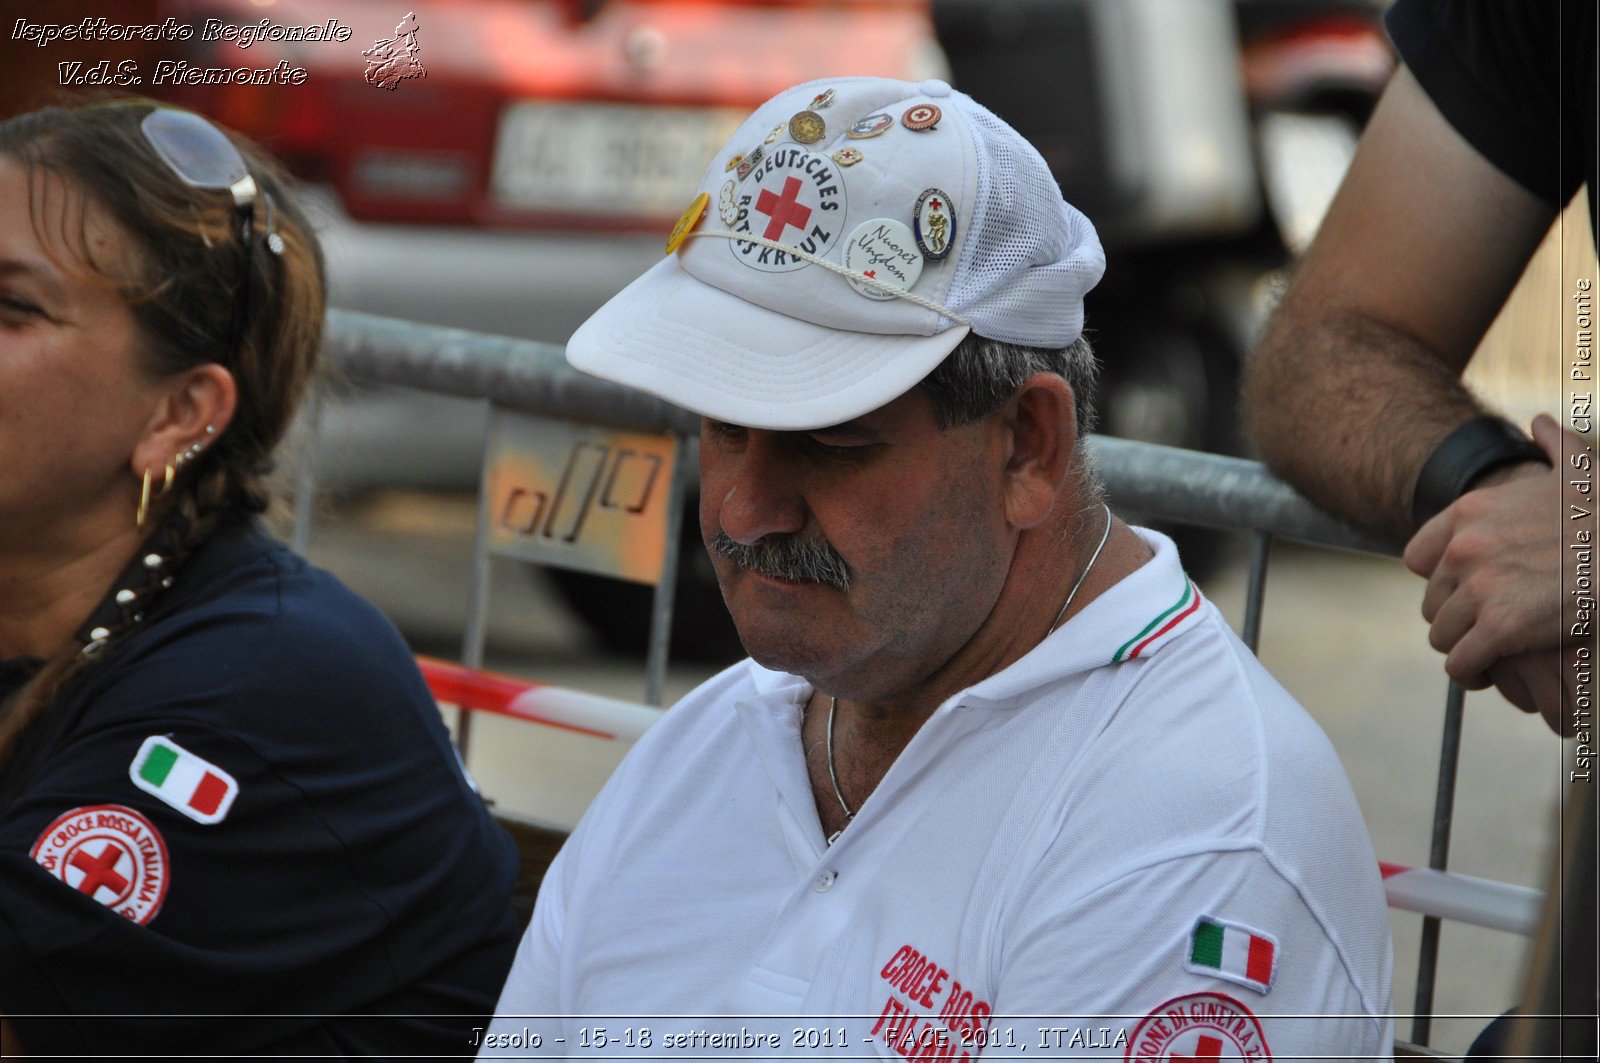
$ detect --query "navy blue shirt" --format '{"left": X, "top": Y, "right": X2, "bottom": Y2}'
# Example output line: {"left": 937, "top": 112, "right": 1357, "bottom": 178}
{"left": 0, "top": 520, "right": 520, "bottom": 1058}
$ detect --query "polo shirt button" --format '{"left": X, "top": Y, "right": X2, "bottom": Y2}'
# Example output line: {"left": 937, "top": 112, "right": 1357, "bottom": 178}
{"left": 813, "top": 869, "right": 838, "bottom": 891}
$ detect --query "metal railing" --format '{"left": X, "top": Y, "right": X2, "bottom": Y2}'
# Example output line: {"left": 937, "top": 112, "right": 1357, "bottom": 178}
{"left": 292, "top": 310, "right": 1581, "bottom": 1056}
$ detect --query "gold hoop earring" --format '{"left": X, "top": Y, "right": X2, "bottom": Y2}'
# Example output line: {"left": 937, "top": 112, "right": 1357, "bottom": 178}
{"left": 136, "top": 469, "right": 153, "bottom": 530}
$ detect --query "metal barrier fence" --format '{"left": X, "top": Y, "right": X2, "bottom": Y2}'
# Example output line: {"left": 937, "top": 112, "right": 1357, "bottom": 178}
{"left": 294, "top": 309, "right": 1579, "bottom": 1056}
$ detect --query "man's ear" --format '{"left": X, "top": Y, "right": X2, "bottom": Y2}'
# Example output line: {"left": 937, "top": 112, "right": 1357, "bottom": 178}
{"left": 1001, "top": 372, "right": 1078, "bottom": 529}
{"left": 131, "top": 364, "right": 238, "bottom": 478}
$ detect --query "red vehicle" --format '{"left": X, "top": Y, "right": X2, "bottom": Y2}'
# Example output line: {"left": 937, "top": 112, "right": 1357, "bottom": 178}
{"left": 157, "top": 0, "right": 946, "bottom": 231}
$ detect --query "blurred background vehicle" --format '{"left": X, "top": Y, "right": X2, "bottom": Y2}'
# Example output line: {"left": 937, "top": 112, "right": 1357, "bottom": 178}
{"left": 2, "top": 0, "right": 1388, "bottom": 659}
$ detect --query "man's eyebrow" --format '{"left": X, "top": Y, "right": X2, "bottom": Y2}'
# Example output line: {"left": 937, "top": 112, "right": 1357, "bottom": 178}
{"left": 0, "top": 258, "right": 68, "bottom": 302}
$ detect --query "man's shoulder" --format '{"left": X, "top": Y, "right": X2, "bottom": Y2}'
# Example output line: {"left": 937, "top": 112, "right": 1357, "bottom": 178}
{"left": 1011, "top": 604, "right": 1379, "bottom": 915}
{"left": 1091, "top": 605, "right": 1355, "bottom": 822}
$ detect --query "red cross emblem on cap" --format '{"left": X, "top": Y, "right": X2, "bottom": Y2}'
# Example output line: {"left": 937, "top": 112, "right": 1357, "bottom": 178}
{"left": 755, "top": 176, "right": 813, "bottom": 241}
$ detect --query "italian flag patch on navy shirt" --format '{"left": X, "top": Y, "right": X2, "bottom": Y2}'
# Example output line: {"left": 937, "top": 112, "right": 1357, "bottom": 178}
{"left": 129, "top": 736, "right": 239, "bottom": 825}
{"left": 1185, "top": 916, "right": 1278, "bottom": 995}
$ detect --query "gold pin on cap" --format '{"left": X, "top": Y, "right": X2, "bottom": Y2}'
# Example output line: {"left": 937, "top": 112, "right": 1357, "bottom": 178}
{"left": 665, "top": 192, "right": 711, "bottom": 255}
{"left": 789, "top": 110, "right": 826, "bottom": 144}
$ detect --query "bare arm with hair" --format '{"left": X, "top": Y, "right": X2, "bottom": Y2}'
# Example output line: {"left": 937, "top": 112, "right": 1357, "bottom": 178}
{"left": 1245, "top": 65, "right": 1555, "bottom": 540}
{"left": 1244, "top": 65, "right": 1573, "bottom": 732}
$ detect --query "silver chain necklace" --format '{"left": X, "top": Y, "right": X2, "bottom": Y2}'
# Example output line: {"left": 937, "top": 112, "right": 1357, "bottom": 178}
{"left": 825, "top": 695, "right": 851, "bottom": 846}
{"left": 823, "top": 503, "right": 1114, "bottom": 846}
{"left": 1048, "top": 502, "right": 1113, "bottom": 635}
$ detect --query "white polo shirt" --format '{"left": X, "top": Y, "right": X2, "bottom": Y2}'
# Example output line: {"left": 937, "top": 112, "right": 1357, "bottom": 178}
{"left": 482, "top": 530, "right": 1393, "bottom": 1061}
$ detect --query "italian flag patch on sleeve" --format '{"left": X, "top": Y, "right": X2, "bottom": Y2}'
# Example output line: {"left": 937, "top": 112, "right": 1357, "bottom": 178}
{"left": 129, "top": 736, "right": 239, "bottom": 825}
{"left": 1184, "top": 916, "right": 1278, "bottom": 995}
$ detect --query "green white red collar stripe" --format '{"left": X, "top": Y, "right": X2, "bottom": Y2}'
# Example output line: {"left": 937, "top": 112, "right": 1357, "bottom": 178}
{"left": 1111, "top": 576, "right": 1201, "bottom": 662}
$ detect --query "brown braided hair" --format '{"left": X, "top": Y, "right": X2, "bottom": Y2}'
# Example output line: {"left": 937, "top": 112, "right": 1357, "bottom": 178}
{"left": 0, "top": 98, "right": 326, "bottom": 769}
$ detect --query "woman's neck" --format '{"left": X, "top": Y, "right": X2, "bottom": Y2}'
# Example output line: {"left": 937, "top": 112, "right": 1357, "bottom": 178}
{"left": 0, "top": 517, "right": 144, "bottom": 660}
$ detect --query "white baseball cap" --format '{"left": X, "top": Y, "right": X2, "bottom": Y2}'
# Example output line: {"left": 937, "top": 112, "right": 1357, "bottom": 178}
{"left": 567, "top": 75, "right": 1106, "bottom": 431}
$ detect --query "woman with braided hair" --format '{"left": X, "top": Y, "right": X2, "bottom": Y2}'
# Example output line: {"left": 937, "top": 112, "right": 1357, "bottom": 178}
{"left": 0, "top": 100, "right": 519, "bottom": 1057}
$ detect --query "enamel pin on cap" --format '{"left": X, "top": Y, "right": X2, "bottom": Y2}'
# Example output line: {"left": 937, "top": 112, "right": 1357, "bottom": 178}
{"left": 810, "top": 88, "right": 836, "bottom": 109}
{"left": 764, "top": 122, "right": 785, "bottom": 145}
{"left": 902, "top": 103, "right": 941, "bottom": 131}
{"left": 725, "top": 152, "right": 744, "bottom": 173}
{"left": 912, "top": 187, "right": 955, "bottom": 260}
{"left": 718, "top": 179, "right": 740, "bottom": 225}
{"left": 832, "top": 146, "right": 863, "bottom": 167}
{"left": 847, "top": 112, "right": 895, "bottom": 139}
{"left": 735, "top": 144, "right": 765, "bottom": 181}
{"left": 789, "top": 110, "right": 826, "bottom": 144}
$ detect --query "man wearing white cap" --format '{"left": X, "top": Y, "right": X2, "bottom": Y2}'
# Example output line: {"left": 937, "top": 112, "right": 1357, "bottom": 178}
{"left": 481, "top": 77, "right": 1392, "bottom": 1060}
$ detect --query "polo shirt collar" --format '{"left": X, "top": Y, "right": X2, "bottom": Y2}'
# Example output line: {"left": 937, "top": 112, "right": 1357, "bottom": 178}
{"left": 958, "top": 526, "right": 1201, "bottom": 707}
{"left": 736, "top": 526, "right": 1202, "bottom": 716}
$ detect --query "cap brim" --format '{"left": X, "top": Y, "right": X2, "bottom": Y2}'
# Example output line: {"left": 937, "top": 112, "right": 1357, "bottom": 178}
{"left": 567, "top": 255, "right": 970, "bottom": 431}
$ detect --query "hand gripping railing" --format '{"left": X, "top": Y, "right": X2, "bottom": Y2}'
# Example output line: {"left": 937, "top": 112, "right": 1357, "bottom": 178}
{"left": 295, "top": 310, "right": 1580, "bottom": 1055}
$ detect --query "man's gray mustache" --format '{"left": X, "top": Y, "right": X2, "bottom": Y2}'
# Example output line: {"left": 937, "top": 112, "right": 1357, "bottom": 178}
{"left": 708, "top": 531, "right": 851, "bottom": 591}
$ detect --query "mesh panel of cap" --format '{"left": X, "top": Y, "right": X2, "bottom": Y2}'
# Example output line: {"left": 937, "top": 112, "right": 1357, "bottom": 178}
{"left": 946, "top": 101, "right": 1106, "bottom": 349}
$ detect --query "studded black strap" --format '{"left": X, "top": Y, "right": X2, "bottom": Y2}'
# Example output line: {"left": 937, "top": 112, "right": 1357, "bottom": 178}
{"left": 74, "top": 514, "right": 193, "bottom": 658}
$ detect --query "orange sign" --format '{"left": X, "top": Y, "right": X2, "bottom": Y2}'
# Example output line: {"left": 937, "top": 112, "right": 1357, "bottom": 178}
{"left": 484, "top": 413, "right": 680, "bottom": 585}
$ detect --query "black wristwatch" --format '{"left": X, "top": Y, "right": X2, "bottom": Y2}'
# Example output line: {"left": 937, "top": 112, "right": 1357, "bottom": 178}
{"left": 1411, "top": 416, "right": 1549, "bottom": 529}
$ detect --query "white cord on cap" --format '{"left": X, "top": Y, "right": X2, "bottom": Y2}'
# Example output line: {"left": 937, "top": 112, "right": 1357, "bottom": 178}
{"left": 682, "top": 228, "right": 972, "bottom": 327}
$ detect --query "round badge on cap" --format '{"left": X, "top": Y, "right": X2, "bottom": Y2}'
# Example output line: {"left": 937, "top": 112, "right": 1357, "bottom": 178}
{"left": 666, "top": 192, "right": 710, "bottom": 255}
{"left": 843, "top": 218, "right": 924, "bottom": 300}
{"left": 728, "top": 148, "right": 848, "bottom": 274}
{"left": 832, "top": 146, "right": 863, "bottom": 167}
{"left": 902, "top": 103, "right": 941, "bottom": 131}
{"left": 789, "top": 110, "right": 826, "bottom": 145}
{"left": 724, "top": 152, "right": 744, "bottom": 173}
{"left": 810, "top": 88, "right": 836, "bottom": 109}
{"left": 847, "top": 112, "right": 895, "bottom": 139}
{"left": 912, "top": 187, "right": 955, "bottom": 259}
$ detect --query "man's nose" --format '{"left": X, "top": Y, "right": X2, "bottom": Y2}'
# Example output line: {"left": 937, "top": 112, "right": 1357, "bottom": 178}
{"left": 718, "top": 435, "right": 808, "bottom": 546}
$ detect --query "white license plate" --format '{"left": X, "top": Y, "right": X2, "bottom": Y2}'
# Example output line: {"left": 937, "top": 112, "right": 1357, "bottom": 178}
{"left": 491, "top": 101, "right": 746, "bottom": 217}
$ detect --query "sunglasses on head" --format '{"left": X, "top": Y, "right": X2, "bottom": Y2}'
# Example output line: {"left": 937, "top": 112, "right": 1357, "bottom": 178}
{"left": 135, "top": 106, "right": 284, "bottom": 363}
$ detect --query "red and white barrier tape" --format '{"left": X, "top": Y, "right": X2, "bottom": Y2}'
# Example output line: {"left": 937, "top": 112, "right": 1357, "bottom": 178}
{"left": 1379, "top": 862, "right": 1543, "bottom": 936}
{"left": 420, "top": 658, "right": 1549, "bottom": 935}
{"left": 418, "top": 656, "right": 661, "bottom": 742}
